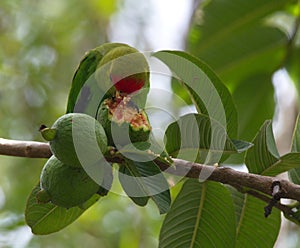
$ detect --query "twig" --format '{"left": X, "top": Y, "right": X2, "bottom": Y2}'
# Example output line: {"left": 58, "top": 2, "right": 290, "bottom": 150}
{"left": 156, "top": 158, "right": 300, "bottom": 202}
{"left": 0, "top": 138, "right": 51, "bottom": 158}
{"left": 1, "top": 138, "right": 300, "bottom": 204}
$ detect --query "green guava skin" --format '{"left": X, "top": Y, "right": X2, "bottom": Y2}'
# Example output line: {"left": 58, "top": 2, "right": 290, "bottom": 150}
{"left": 39, "top": 156, "right": 99, "bottom": 208}
{"left": 48, "top": 113, "right": 107, "bottom": 167}
{"left": 97, "top": 97, "right": 151, "bottom": 147}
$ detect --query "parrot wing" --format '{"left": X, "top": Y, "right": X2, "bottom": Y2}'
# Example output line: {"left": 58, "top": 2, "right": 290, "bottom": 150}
{"left": 66, "top": 43, "right": 130, "bottom": 113}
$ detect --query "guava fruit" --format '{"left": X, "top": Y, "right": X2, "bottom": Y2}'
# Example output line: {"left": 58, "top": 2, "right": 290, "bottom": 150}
{"left": 36, "top": 156, "right": 99, "bottom": 208}
{"left": 97, "top": 94, "right": 151, "bottom": 147}
{"left": 40, "top": 113, "right": 107, "bottom": 168}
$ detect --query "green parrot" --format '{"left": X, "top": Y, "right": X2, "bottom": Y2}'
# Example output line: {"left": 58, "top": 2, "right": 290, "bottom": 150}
{"left": 66, "top": 43, "right": 150, "bottom": 114}
{"left": 66, "top": 43, "right": 129, "bottom": 113}
{"left": 97, "top": 46, "right": 150, "bottom": 94}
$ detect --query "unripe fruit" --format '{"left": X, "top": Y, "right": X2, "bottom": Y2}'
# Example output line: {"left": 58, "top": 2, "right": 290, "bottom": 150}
{"left": 97, "top": 94, "right": 151, "bottom": 147}
{"left": 40, "top": 113, "right": 107, "bottom": 168}
{"left": 37, "top": 156, "right": 99, "bottom": 208}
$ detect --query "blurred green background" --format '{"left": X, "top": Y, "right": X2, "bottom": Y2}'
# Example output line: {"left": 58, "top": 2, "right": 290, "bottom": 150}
{"left": 0, "top": 0, "right": 300, "bottom": 247}
{"left": 0, "top": 1, "right": 169, "bottom": 247}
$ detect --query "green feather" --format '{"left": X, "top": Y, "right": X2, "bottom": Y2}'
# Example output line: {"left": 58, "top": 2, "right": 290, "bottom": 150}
{"left": 66, "top": 43, "right": 130, "bottom": 113}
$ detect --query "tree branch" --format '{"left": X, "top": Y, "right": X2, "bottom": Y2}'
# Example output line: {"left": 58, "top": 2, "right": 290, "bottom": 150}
{"left": 0, "top": 138, "right": 51, "bottom": 158}
{"left": 1, "top": 138, "right": 300, "bottom": 205}
{"left": 156, "top": 158, "right": 300, "bottom": 202}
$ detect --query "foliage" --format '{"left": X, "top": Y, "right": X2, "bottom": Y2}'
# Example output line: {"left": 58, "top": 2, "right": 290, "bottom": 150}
{"left": 1, "top": 1, "right": 162, "bottom": 247}
{"left": 25, "top": 183, "right": 100, "bottom": 235}
{"left": 1, "top": 0, "right": 300, "bottom": 247}
{"left": 187, "top": 0, "right": 299, "bottom": 141}
{"left": 24, "top": 41, "right": 300, "bottom": 247}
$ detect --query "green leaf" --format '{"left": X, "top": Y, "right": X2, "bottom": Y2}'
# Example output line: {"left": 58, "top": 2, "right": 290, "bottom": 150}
{"left": 245, "top": 121, "right": 279, "bottom": 174}
{"left": 289, "top": 114, "right": 300, "bottom": 184}
{"left": 171, "top": 77, "right": 193, "bottom": 105}
{"left": 119, "top": 160, "right": 150, "bottom": 207}
{"left": 291, "top": 114, "right": 300, "bottom": 153}
{"left": 228, "top": 186, "right": 281, "bottom": 247}
{"left": 152, "top": 50, "right": 238, "bottom": 138}
{"left": 232, "top": 139, "right": 254, "bottom": 153}
{"left": 66, "top": 43, "right": 129, "bottom": 114}
{"left": 236, "top": 194, "right": 281, "bottom": 248}
{"left": 25, "top": 183, "right": 100, "bottom": 235}
{"left": 286, "top": 43, "right": 300, "bottom": 94}
{"left": 264, "top": 153, "right": 300, "bottom": 177}
{"left": 118, "top": 159, "right": 171, "bottom": 214}
{"left": 232, "top": 74, "right": 275, "bottom": 141}
{"left": 97, "top": 163, "right": 114, "bottom": 196}
{"left": 164, "top": 113, "right": 251, "bottom": 163}
{"left": 187, "top": 0, "right": 290, "bottom": 144}
{"left": 246, "top": 120, "right": 300, "bottom": 176}
{"left": 289, "top": 168, "right": 300, "bottom": 185}
{"left": 118, "top": 141, "right": 173, "bottom": 166}
{"left": 220, "top": 185, "right": 284, "bottom": 247}
{"left": 187, "top": 0, "right": 288, "bottom": 84}
{"left": 159, "top": 180, "right": 236, "bottom": 248}
{"left": 282, "top": 202, "right": 300, "bottom": 226}
{"left": 227, "top": 186, "right": 245, "bottom": 224}
{"left": 134, "top": 161, "right": 171, "bottom": 214}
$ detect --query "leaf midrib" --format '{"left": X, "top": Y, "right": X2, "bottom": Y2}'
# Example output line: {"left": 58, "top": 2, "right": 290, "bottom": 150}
{"left": 189, "top": 182, "right": 207, "bottom": 248}
{"left": 125, "top": 163, "right": 150, "bottom": 195}
{"left": 236, "top": 194, "right": 248, "bottom": 241}
{"left": 31, "top": 205, "right": 58, "bottom": 230}
{"left": 196, "top": 1, "right": 285, "bottom": 51}
{"left": 262, "top": 153, "right": 300, "bottom": 176}
{"left": 217, "top": 41, "right": 284, "bottom": 77}
{"left": 261, "top": 159, "right": 281, "bottom": 176}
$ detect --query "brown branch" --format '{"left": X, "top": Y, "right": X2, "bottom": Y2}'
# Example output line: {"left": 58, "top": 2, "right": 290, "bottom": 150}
{"left": 0, "top": 138, "right": 52, "bottom": 158}
{"left": 1, "top": 138, "right": 300, "bottom": 204}
{"left": 156, "top": 158, "right": 300, "bottom": 202}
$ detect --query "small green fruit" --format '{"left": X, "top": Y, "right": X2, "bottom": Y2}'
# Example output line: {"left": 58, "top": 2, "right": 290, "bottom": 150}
{"left": 37, "top": 156, "right": 99, "bottom": 208}
{"left": 40, "top": 113, "right": 107, "bottom": 167}
{"left": 97, "top": 94, "right": 151, "bottom": 147}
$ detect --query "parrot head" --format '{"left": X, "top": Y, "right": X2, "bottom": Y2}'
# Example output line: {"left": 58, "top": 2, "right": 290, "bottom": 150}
{"left": 99, "top": 46, "right": 149, "bottom": 95}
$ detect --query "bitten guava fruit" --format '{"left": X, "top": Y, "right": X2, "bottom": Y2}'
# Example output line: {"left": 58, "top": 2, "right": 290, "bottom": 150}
{"left": 40, "top": 113, "right": 107, "bottom": 168}
{"left": 36, "top": 156, "right": 99, "bottom": 208}
{"left": 97, "top": 94, "right": 151, "bottom": 147}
